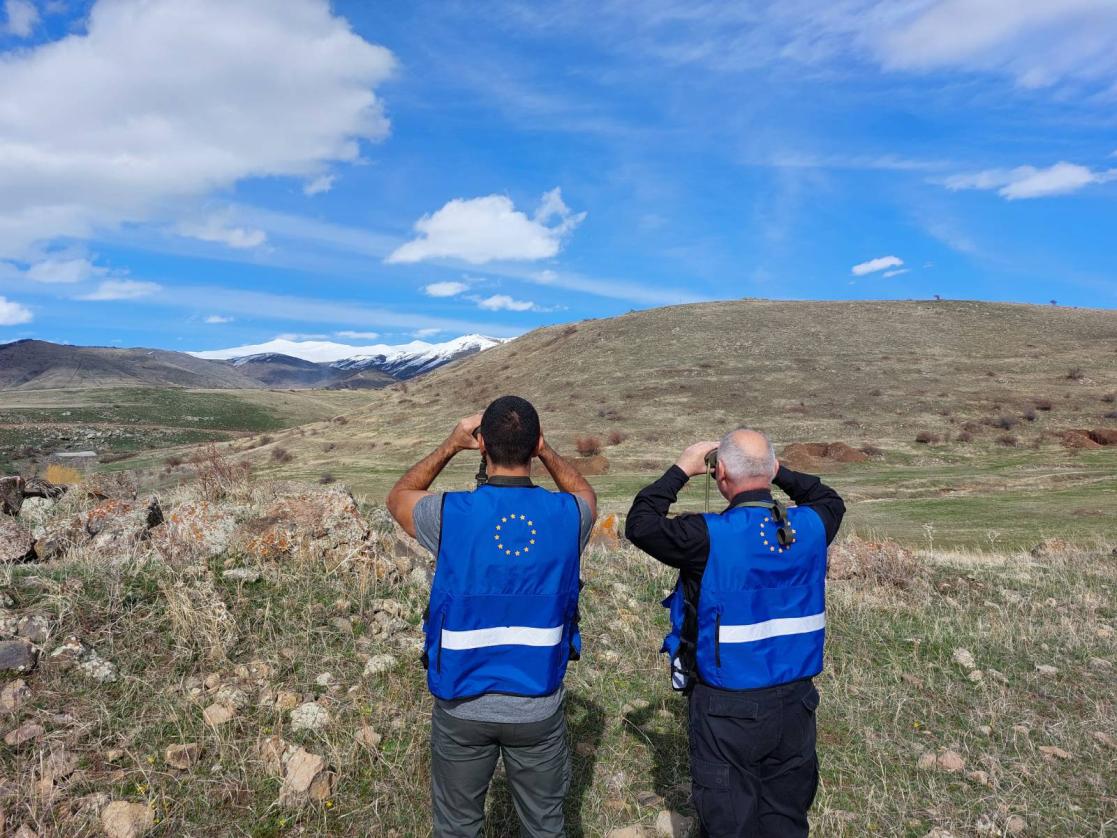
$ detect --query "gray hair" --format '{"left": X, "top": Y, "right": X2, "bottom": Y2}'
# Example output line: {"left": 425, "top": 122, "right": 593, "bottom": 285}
{"left": 718, "top": 428, "right": 776, "bottom": 482}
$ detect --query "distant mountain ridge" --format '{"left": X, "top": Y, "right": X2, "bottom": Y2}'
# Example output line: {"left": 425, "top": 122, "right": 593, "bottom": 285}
{"left": 0, "top": 334, "right": 502, "bottom": 391}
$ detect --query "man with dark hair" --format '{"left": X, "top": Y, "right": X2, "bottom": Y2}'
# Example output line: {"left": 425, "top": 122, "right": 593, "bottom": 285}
{"left": 625, "top": 429, "right": 845, "bottom": 838}
{"left": 388, "top": 395, "right": 596, "bottom": 838}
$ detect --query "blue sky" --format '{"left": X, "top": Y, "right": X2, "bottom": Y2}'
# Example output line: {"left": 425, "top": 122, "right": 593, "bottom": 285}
{"left": 1, "top": 0, "right": 1115, "bottom": 352}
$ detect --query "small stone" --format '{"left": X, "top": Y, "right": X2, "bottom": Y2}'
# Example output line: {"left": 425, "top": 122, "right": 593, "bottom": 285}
{"left": 1, "top": 678, "right": 31, "bottom": 713}
{"left": 1034, "top": 664, "right": 1058, "bottom": 676}
{"left": 636, "top": 790, "right": 663, "bottom": 808}
{"left": 36, "top": 746, "right": 78, "bottom": 796}
{"left": 1005, "top": 815, "right": 1027, "bottom": 835}
{"left": 315, "top": 672, "right": 334, "bottom": 687}
{"left": 967, "top": 770, "right": 991, "bottom": 786}
{"left": 362, "top": 654, "right": 398, "bottom": 678}
{"left": 968, "top": 669, "right": 984, "bottom": 683}
{"left": 1012, "top": 724, "right": 1030, "bottom": 736}
{"left": 606, "top": 827, "right": 649, "bottom": 838}
{"left": 1088, "top": 657, "right": 1113, "bottom": 671}
{"left": 105, "top": 748, "right": 124, "bottom": 762}
{"left": 203, "top": 673, "right": 222, "bottom": 690}
{"left": 655, "top": 809, "right": 692, "bottom": 837}
{"left": 986, "top": 668, "right": 1008, "bottom": 684}
{"left": 918, "top": 749, "right": 964, "bottom": 773}
{"left": 1038, "top": 745, "right": 1071, "bottom": 760}
{"left": 621, "top": 698, "right": 651, "bottom": 716}
{"left": 278, "top": 746, "right": 334, "bottom": 807}
{"left": 76, "top": 652, "right": 117, "bottom": 683}
{"left": 203, "top": 702, "right": 237, "bottom": 727}
{"left": 952, "top": 648, "right": 976, "bottom": 670}
{"left": 274, "top": 690, "right": 300, "bottom": 712}
{"left": 976, "top": 725, "right": 992, "bottom": 736}
{"left": 355, "top": 725, "right": 382, "bottom": 749}
{"left": 330, "top": 616, "right": 354, "bottom": 635}
{"left": 290, "top": 701, "right": 330, "bottom": 732}
{"left": 214, "top": 685, "right": 248, "bottom": 708}
{"left": 923, "top": 829, "right": 957, "bottom": 838}
{"left": 100, "top": 800, "right": 155, "bottom": 838}
{"left": 165, "top": 742, "right": 202, "bottom": 770}
{"left": 575, "top": 740, "right": 595, "bottom": 757}
{"left": 4, "top": 721, "right": 45, "bottom": 746}
{"left": 0, "top": 639, "right": 37, "bottom": 673}
{"left": 223, "top": 567, "right": 260, "bottom": 583}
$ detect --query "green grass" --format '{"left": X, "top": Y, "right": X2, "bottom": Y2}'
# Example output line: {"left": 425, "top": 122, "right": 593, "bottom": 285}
{"left": 2, "top": 479, "right": 1113, "bottom": 836}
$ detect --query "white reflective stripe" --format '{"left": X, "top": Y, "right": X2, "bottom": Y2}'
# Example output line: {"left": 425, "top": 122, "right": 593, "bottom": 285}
{"left": 718, "top": 612, "right": 825, "bottom": 644}
{"left": 441, "top": 625, "right": 564, "bottom": 650}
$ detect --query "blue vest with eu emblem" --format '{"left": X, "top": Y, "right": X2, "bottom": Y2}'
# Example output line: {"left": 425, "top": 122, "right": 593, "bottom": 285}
{"left": 425, "top": 484, "right": 582, "bottom": 701}
{"left": 661, "top": 502, "right": 827, "bottom": 691}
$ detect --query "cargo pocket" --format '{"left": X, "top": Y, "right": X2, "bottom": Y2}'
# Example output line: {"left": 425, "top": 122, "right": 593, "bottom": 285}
{"left": 690, "top": 757, "right": 739, "bottom": 835}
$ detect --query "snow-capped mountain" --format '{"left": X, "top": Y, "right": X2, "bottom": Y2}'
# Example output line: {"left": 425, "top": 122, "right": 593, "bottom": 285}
{"left": 190, "top": 334, "right": 505, "bottom": 382}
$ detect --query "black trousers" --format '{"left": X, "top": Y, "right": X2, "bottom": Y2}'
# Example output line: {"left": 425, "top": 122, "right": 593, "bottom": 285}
{"left": 688, "top": 678, "right": 820, "bottom": 837}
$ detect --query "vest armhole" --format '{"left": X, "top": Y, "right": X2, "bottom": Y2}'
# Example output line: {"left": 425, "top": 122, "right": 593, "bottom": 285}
{"left": 435, "top": 492, "right": 448, "bottom": 557}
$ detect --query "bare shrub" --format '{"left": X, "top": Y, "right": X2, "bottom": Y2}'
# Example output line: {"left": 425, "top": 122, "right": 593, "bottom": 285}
{"left": 1066, "top": 368, "right": 1084, "bottom": 380}
{"left": 860, "top": 445, "right": 884, "bottom": 457}
{"left": 1101, "top": 392, "right": 1115, "bottom": 404}
{"left": 1023, "top": 408, "right": 1038, "bottom": 422}
{"left": 164, "top": 455, "right": 183, "bottom": 468}
{"left": 1035, "top": 398, "right": 1054, "bottom": 411}
{"left": 828, "top": 537, "right": 925, "bottom": 590}
{"left": 869, "top": 388, "right": 883, "bottom": 397}
{"left": 258, "top": 434, "right": 274, "bottom": 446}
{"left": 271, "top": 447, "right": 293, "bottom": 464}
{"left": 160, "top": 577, "right": 239, "bottom": 661}
{"left": 192, "top": 443, "right": 252, "bottom": 501}
{"left": 322, "top": 442, "right": 336, "bottom": 453}
{"left": 961, "top": 421, "right": 982, "bottom": 434}
{"left": 333, "top": 415, "right": 349, "bottom": 425}
{"left": 1105, "top": 410, "right": 1117, "bottom": 420}
{"left": 997, "top": 434, "right": 1019, "bottom": 447}
{"left": 597, "top": 407, "right": 624, "bottom": 421}
{"left": 995, "top": 415, "right": 1018, "bottom": 430}
{"left": 318, "top": 473, "right": 336, "bottom": 485}
{"left": 575, "top": 435, "right": 603, "bottom": 457}
{"left": 915, "top": 432, "right": 939, "bottom": 444}
{"left": 607, "top": 431, "right": 627, "bottom": 446}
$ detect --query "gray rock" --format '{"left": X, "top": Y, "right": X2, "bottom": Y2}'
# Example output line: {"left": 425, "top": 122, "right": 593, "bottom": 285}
{"left": 0, "top": 640, "right": 37, "bottom": 673}
{"left": 0, "top": 476, "right": 23, "bottom": 516}
{"left": 223, "top": 567, "right": 261, "bottom": 583}
{"left": 16, "top": 614, "right": 52, "bottom": 645}
{"left": 0, "top": 519, "right": 34, "bottom": 564}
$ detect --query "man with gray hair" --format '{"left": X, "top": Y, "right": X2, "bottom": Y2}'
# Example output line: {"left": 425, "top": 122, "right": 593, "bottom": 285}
{"left": 625, "top": 430, "right": 845, "bottom": 837}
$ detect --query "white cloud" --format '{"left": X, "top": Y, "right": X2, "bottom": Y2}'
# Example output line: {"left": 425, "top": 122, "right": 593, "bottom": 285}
{"left": 78, "top": 280, "right": 161, "bottom": 301}
{"left": 335, "top": 330, "right": 380, "bottom": 340}
{"left": 3, "top": 0, "right": 38, "bottom": 37}
{"left": 477, "top": 294, "right": 540, "bottom": 312}
{"left": 0, "top": 0, "right": 395, "bottom": 259}
{"left": 303, "top": 174, "right": 335, "bottom": 196}
{"left": 945, "top": 161, "right": 1117, "bottom": 199}
{"left": 882, "top": 268, "right": 909, "bottom": 278}
{"left": 851, "top": 255, "right": 903, "bottom": 276}
{"left": 424, "top": 281, "right": 469, "bottom": 297}
{"left": 205, "top": 314, "right": 234, "bottom": 324}
{"left": 413, "top": 328, "right": 442, "bottom": 338}
{"left": 177, "top": 215, "right": 267, "bottom": 249}
{"left": 388, "top": 188, "right": 585, "bottom": 265}
{"left": 0, "top": 295, "right": 33, "bottom": 325}
{"left": 26, "top": 257, "right": 104, "bottom": 284}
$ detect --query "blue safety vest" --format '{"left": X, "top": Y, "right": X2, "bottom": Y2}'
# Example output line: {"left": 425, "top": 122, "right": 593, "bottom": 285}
{"left": 662, "top": 502, "right": 827, "bottom": 691}
{"left": 424, "top": 484, "right": 582, "bottom": 700}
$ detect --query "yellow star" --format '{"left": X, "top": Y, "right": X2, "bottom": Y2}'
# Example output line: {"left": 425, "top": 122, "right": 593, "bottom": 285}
{"left": 494, "top": 534, "right": 499, "bottom": 540}
{"left": 529, "top": 539, "right": 535, "bottom": 545}
{"left": 528, "top": 520, "right": 533, "bottom": 526}
{"left": 501, "top": 517, "right": 507, "bottom": 523}
{"left": 770, "top": 546, "right": 776, "bottom": 552}
{"left": 520, "top": 514, "right": 526, "bottom": 520}
{"left": 531, "top": 529, "right": 537, "bottom": 535}
{"left": 515, "top": 551, "right": 521, "bottom": 556}
{"left": 524, "top": 547, "right": 530, "bottom": 553}
{"left": 506, "top": 550, "right": 512, "bottom": 555}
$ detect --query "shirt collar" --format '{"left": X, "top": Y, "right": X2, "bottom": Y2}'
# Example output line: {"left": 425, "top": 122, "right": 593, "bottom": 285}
{"left": 484, "top": 475, "right": 535, "bottom": 488}
{"left": 726, "top": 487, "right": 774, "bottom": 512}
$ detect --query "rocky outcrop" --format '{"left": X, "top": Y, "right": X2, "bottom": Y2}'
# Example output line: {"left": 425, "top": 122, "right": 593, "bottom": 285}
{"left": 0, "top": 518, "right": 35, "bottom": 563}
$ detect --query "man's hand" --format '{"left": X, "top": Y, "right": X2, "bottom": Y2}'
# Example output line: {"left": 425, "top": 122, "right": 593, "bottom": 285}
{"left": 448, "top": 414, "right": 483, "bottom": 453}
{"left": 674, "top": 441, "right": 719, "bottom": 477}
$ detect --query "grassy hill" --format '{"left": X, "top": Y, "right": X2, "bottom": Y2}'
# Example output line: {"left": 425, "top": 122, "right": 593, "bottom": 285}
{"left": 204, "top": 300, "right": 1117, "bottom": 549}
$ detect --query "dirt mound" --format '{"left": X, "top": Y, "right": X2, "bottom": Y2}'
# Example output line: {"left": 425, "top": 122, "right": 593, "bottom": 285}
{"left": 571, "top": 455, "right": 609, "bottom": 476}
{"left": 1061, "top": 428, "right": 1116, "bottom": 449}
{"left": 780, "top": 442, "right": 869, "bottom": 471}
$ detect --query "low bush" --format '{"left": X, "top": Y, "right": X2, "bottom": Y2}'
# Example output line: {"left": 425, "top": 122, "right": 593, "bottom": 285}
{"left": 1035, "top": 398, "right": 1054, "bottom": 411}
{"left": 1023, "top": 408, "right": 1038, "bottom": 422}
{"left": 995, "top": 415, "right": 1019, "bottom": 430}
{"left": 997, "top": 434, "right": 1019, "bottom": 447}
{"left": 860, "top": 445, "right": 884, "bottom": 457}
{"left": 318, "top": 473, "right": 336, "bottom": 485}
{"left": 956, "top": 431, "right": 974, "bottom": 443}
{"left": 915, "top": 431, "right": 940, "bottom": 444}
{"left": 271, "top": 447, "right": 294, "bottom": 464}
{"left": 1066, "top": 368, "right": 1084, "bottom": 381}
{"left": 607, "top": 431, "right": 627, "bottom": 446}
{"left": 575, "top": 435, "right": 603, "bottom": 457}
{"left": 164, "top": 455, "right": 184, "bottom": 468}
{"left": 1105, "top": 410, "right": 1117, "bottom": 420}
{"left": 1102, "top": 393, "right": 1115, "bottom": 404}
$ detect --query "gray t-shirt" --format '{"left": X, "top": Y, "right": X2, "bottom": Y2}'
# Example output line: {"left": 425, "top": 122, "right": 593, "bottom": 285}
{"left": 413, "top": 480, "right": 592, "bottom": 723}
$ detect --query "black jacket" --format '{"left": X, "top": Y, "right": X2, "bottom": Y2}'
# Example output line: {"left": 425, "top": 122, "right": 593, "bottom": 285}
{"left": 624, "top": 464, "right": 846, "bottom": 687}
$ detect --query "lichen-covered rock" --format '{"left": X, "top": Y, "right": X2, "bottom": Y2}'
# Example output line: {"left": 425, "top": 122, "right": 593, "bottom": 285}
{"left": 0, "top": 639, "right": 38, "bottom": 673}
{"left": 231, "top": 487, "right": 370, "bottom": 563}
{"left": 290, "top": 701, "right": 330, "bottom": 731}
{"left": 0, "top": 518, "right": 34, "bottom": 563}
{"left": 48, "top": 636, "right": 118, "bottom": 682}
{"left": 82, "top": 472, "right": 138, "bottom": 501}
{"left": 100, "top": 800, "right": 155, "bottom": 838}
{"left": 151, "top": 500, "right": 239, "bottom": 564}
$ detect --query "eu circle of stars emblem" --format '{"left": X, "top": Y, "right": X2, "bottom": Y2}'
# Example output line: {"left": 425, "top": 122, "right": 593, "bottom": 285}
{"left": 493, "top": 512, "right": 538, "bottom": 558}
{"left": 758, "top": 515, "right": 797, "bottom": 555}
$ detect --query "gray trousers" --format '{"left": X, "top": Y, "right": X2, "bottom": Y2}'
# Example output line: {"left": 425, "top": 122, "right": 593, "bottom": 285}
{"left": 431, "top": 703, "right": 570, "bottom": 838}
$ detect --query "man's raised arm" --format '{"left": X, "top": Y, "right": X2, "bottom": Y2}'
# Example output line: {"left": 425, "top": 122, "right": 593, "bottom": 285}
{"left": 537, "top": 440, "right": 597, "bottom": 522}
{"left": 387, "top": 414, "right": 480, "bottom": 538}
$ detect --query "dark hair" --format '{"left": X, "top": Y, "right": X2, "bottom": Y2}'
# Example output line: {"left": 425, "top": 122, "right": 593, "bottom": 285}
{"left": 480, "top": 395, "right": 540, "bottom": 467}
